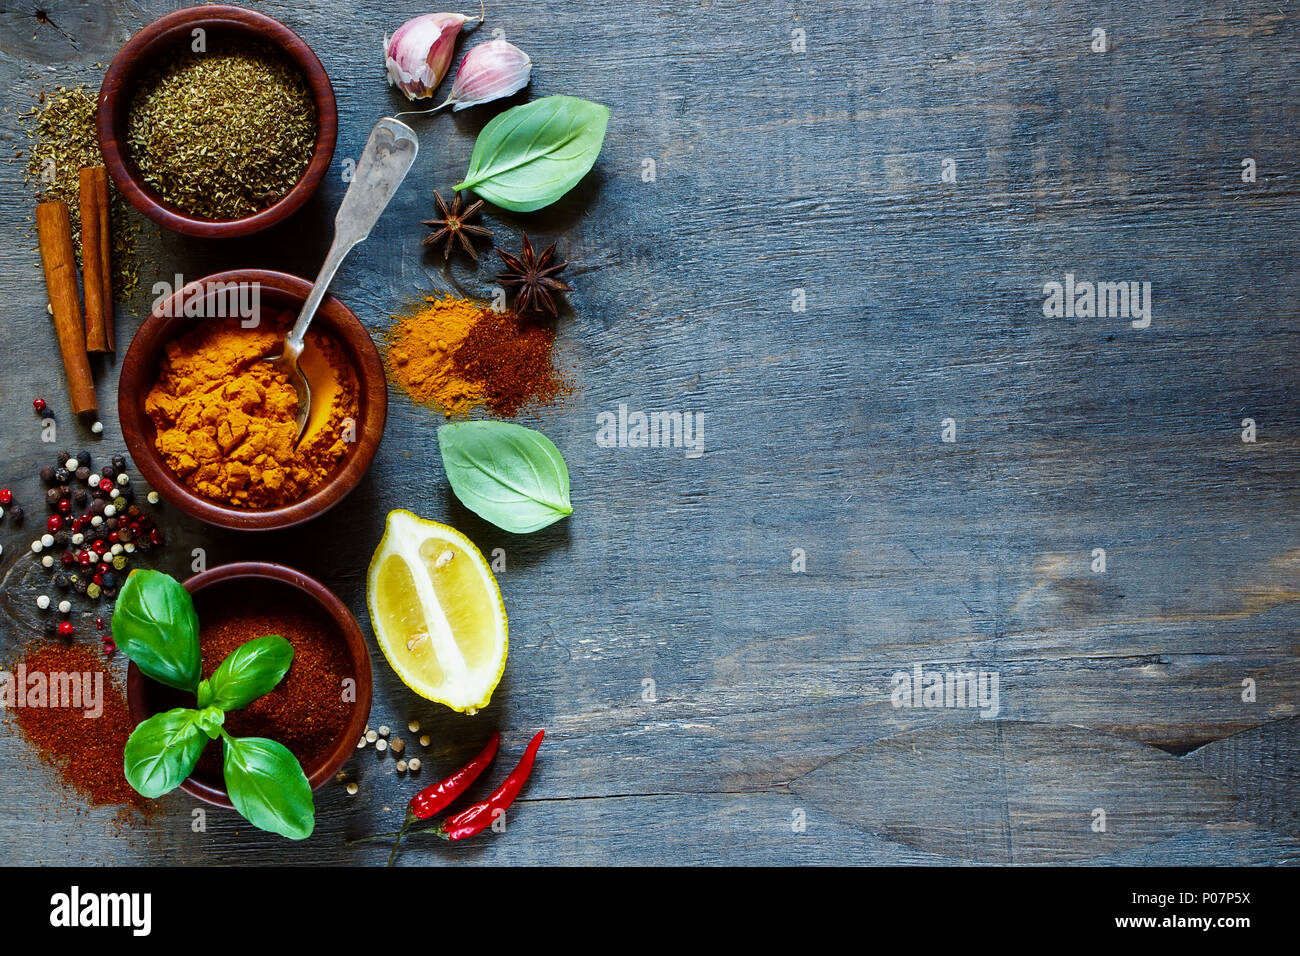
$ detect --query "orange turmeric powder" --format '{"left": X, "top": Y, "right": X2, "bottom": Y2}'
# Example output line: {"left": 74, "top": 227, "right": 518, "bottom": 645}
{"left": 383, "top": 295, "right": 482, "bottom": 416}
{"left": 145, "top": 314, "right": 358, "bottom": 509}
{"left": 383, "top": 294, "right": 570, "bottom": 416}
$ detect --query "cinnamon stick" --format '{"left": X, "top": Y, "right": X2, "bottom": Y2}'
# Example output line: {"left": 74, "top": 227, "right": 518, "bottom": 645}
{"left": 35, "top": 201, "right": 97, "bottom": 415}
{"left": 79, "top": 166, "right": 113, "bottom": 352}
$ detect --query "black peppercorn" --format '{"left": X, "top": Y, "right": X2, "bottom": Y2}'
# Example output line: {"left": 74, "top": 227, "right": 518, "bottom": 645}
{"left": 39, "top": 465, "right": 56, "bottom": 484}
{"left": 72, "top": 577, "right": 89, "bottom": 595}
{"left": 53, "top": 572, "right": 69, "bottom": 590}
{"left": 89, "top": 500, "right": 106, "bottom": 515}
{"left": 100, "top": 464, "right": 116, "bottom": 480}
{"left": 117, "top": 529, "right": 133, "bottom": 543}
{"left": 9, "top": 505, "right": 23, "bottom": 523}
{"left": 56, "top": 450, "right": 70, "bottom": 466}
{"left": 111, "top": 455, "right": 126, "bottom": 471}
{"left": 53, "top": 467, "right": 69, "bottom": 483}
{"left": 74, "top": 466, "right": 90, "bottom": 483}
{"left": 105, "top": 517, "right": 119, "bottom": 531}
{"left": 52, "top": 532, "right": 68, "bottom": 550}
{"left": 76, "top": 450, "right": 90, "bottom": 467}
{"left": 100, "top": 572, "right": 117, "bottom": 590}
{"left": 43, "top": 619, "right": 59, "bottom": 639}
{"left": 45, "top": 488, "right": 62, "bottom": 508}
{"left": 73, "top": 489, "right": 89, "bottom": 507}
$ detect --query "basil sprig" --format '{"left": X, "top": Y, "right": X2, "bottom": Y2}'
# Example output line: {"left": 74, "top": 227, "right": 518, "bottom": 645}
{"left": 116, "top": 572, "right": 316, "bottom": 840}
{"left": 453, "top": 95, "right": 610, "bottom": 212}
{"left": 438, "top": 421, "right": 573, "bottom": 533}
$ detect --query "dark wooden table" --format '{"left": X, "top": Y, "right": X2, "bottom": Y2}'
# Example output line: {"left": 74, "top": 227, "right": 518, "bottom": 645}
{"left": 0, "top": 0, "right": 1296, "bottom": 865}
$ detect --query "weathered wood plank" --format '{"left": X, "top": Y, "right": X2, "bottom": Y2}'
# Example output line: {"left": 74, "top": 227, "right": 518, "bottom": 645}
{"left": 0, "top": 0, "right": 1296, "bottom": 864}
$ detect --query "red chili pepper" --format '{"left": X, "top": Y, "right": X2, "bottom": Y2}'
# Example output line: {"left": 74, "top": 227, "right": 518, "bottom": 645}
{"left": 349, "top": 730, "right": 545, "bottom": 864}
{"left": 410, "top": 731, "right": 499, "bottom": 820}
{"left": 382, "top": 731, "right": 499, "bottom": 866}
{"left": 437, "top": 730, "right": 543, "bottom": 841}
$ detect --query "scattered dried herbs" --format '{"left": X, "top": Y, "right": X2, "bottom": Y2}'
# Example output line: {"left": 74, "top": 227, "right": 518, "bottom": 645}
{"left": 20, "top": 84, "right": 141, "bottom": 299}
{"left": 126, "top": 40, "right": 317, "bottom": 221}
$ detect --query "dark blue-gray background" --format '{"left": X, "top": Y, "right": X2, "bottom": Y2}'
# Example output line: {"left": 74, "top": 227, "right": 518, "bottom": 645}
{"left": 0, "top": 1, "right": 1295, "bottom": 864}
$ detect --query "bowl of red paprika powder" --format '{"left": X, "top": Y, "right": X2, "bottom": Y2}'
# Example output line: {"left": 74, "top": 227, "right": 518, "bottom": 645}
{"left": 126, "top": 562, "right": 372, "bottom": 808}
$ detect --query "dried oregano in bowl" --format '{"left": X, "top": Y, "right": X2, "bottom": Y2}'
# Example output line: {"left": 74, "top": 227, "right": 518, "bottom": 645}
{"left": 126, "top": 39, "right": 317, "bottom": 221}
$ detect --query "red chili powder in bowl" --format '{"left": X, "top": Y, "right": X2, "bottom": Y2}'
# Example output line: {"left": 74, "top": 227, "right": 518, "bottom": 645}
{"left": 139, "top": 581, "right": 356, "bottom": 789}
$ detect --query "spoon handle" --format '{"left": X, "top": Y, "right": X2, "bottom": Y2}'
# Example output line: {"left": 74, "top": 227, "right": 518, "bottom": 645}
{"left": 286, "top": 117, "right": 420, "bottom": 352}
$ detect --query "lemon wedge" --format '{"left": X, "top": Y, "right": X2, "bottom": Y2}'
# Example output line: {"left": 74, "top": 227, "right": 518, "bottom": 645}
{"left": 366, "top": 510, "right": 507, "bottom": 714}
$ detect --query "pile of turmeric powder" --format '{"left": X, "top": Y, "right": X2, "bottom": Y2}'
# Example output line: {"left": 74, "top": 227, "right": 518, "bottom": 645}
{"left": 384, "top": 294, "right": 569, "bottom": 417}
{"left": 145, "top": 315, "right": 358, "bottom": 509}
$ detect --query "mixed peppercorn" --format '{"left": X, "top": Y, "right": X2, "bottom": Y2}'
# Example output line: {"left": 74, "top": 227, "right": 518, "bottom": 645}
{"left": 11, "top": 447, "right": 166, "bottom": 650}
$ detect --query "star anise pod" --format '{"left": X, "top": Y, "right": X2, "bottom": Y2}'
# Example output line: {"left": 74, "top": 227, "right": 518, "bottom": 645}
{"left": 421, "top": 190, "right": 492, "bottom": 260}
{"left": 495, "top": 233, "right": 573, "bottom": 319}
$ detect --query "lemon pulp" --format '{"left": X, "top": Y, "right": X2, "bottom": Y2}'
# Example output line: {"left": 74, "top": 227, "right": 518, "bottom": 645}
{"left": 367, "top": 510, "right": 507, "bottom": 713}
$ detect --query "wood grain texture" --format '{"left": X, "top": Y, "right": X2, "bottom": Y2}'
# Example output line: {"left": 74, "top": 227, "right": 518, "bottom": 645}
{"left": 0, "top": 0, "right": 1296, "bottom": 865}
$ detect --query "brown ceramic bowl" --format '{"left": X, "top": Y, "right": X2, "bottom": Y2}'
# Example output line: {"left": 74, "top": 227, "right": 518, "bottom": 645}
{"left": 126, "top": 562, "right": 373, "bottom": 809}
{"left": 97, "top": 5, "right": 337, "bottom": 238}
{"left": 118, "top": 269, "right": 386, "bottom": 531}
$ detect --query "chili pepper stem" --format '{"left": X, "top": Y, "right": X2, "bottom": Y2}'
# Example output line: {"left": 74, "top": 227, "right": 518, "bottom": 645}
{"left": 385, "top": 809, "right": 416, "bottom": 867}
{"left": 347, "top": 822, "right": 450, "bottom": 845}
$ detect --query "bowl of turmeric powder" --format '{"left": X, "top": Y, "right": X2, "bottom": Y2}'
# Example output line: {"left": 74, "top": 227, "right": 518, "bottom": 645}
{"left": 119, "top": 269, "right": 387, "bottom": 530}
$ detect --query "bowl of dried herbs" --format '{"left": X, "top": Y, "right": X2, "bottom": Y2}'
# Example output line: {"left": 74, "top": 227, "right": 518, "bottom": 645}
{"left": 97, "top": 4, "right": 337, "bottom": 238}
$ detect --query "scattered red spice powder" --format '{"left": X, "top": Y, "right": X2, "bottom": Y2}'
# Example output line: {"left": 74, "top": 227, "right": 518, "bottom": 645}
{"left": 453, "top": 307, "right": 572, "bottom": 416}
{"left": 6, "top": 641, "right": 153, "bottom": 819}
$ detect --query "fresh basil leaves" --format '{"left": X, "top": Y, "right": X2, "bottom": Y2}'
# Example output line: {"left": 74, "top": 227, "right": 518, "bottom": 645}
{"left": 201, "top": 635, "right": 294, "bottom": 711}
{"left": 223, "top": 736, "right": 315, "bottom": 841}
{"left": 438, "top": 421, "right": 573, "bottom": 533}
{"left": 113, "top": 569, "right": 202, "bottom": 692}
{"left": 453, "top": 95, "right": 610, "bottom": 212}
{"left": 123, "top": 708, "right": 208, "bottom": 799}
{"left": 114, "top": 572, "right": 315, "bottom": 840}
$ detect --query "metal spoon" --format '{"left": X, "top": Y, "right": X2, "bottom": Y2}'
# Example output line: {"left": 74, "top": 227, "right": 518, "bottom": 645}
{"left": 265, "top": 117, "right": 420, "bottom": 441}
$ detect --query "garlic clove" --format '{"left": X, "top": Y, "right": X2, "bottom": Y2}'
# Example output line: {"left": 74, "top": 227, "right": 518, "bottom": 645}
{"left": 445, "top": 39, "right": 532, "bottom": 111}
{"left": 385, "top": 12, "right": 474, "bottom": 101}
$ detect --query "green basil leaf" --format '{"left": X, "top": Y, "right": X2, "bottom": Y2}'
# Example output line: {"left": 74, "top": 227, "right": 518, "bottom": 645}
{"left": 195, "top": 706, "right": 225, "bottom": 740}
{"left": 438, "top": 421, "right": 573, "bottom": 533}
{"left": 112, "top": 570, "right": 202, "bottom": 692}
{"left": 453, "top": 95, "right": 609, "bottom": 212}
{"left": 124, "top": 708, "right": 207, "bottom": 799}
{"left": 222, "top": 735, "right": 315, "bottom": 841}
{"left": 206, "top": 636, "right": 294, "bottom": 711}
